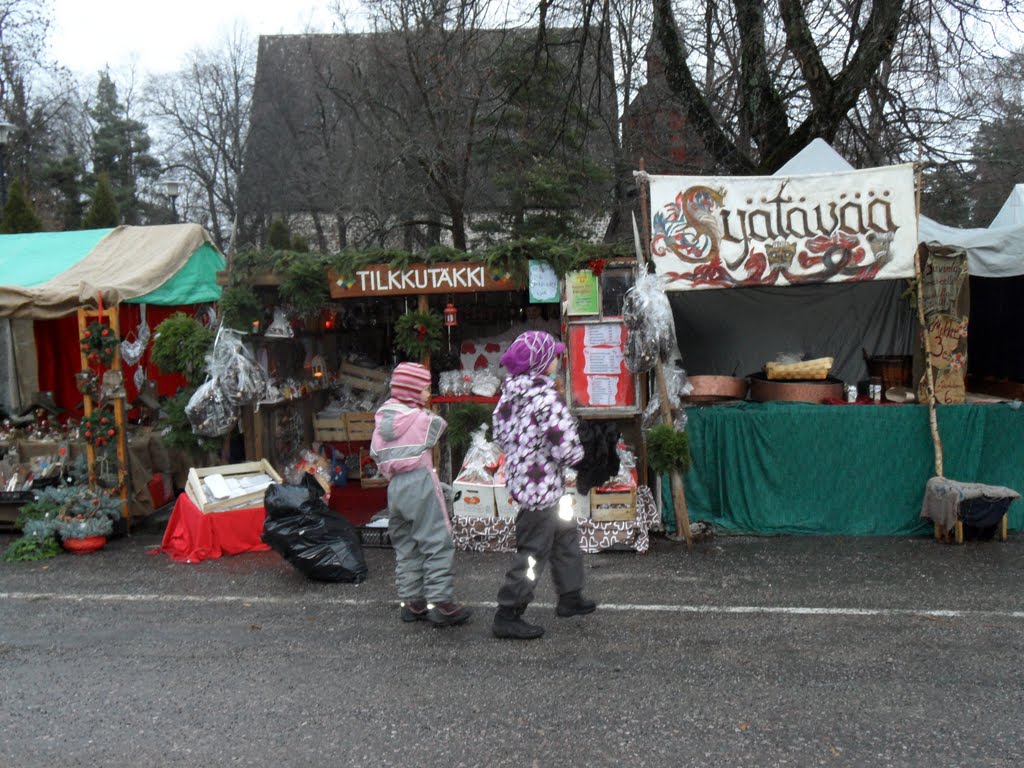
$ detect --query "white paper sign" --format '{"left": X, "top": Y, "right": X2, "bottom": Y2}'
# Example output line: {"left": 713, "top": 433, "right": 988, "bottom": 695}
{"left": 583, "top": 324, "right": 621, "bottom": 347}
{"left": 584, "top": 347, "right": 623, "bottom": 375}
{"left": 586, "top": 376, "right": 619, "bottom": 406}
{"left": 528, "top": 260, "right": 560, "bottom": 303}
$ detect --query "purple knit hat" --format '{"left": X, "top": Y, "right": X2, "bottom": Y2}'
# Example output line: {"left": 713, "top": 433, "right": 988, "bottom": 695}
{"left": 500, "top": 331, "right": 565, "bottom": 376}
{"left": 390, "top": 362, "right": 432, "bottom": 405}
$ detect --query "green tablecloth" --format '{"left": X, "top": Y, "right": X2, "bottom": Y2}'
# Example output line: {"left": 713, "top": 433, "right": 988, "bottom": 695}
{"left": 681, "top": 402, "right": 1024, "bottom": 536}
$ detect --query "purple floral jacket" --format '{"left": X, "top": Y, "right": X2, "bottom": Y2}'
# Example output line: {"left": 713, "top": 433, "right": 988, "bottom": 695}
{"left": 492, "top": 374, "right": 583, "bottom": 511}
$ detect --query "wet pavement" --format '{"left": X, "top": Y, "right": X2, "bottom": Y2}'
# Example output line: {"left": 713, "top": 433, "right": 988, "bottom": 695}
{"left": 2, "top": 524, "right": 1023, "bottom": 767}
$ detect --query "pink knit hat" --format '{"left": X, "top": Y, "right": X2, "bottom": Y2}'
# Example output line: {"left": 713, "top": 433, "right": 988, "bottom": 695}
{"left": 390, "top": 362, "right": 432, "bottom": 405}
{"left": 500, "top": 331, "right": 565, "bottom": 376}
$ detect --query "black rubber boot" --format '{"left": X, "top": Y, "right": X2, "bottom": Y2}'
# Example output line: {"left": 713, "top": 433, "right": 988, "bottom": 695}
{"left": 556, "top": 590, "right": 597, "bottom": 618}
{"left": 492, "top": 606, "right": 545, "bottom": 640}
{"left": 427, "top": 601, "right": 473, "bottom": 627}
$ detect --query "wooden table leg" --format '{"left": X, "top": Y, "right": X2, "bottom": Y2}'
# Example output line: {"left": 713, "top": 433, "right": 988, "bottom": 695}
{"left": 954, "top": 520, "right": 964, "bottom": 545}
{"left": 999, "top": 513, "right": 1008, "bottom": 542}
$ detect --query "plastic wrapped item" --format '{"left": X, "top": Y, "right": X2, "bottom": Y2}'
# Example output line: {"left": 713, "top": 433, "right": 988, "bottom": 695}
{"left": 185, "top": 378, "right": 238, "bottom": 437}
{"left": 284, "top": 449, "right": 332, "bottom": 496}
{"left": 643, "top": 365, "right": 691, "bottom": 429}
{"left": 455, "top": 425, "right": 501, "bottom": 483}
{"left": 261, "top": 475, "right": 368, "bottom": 583}
{"left": 208, "top": 328, "right": 269, "bottom": 407}
{"left": 470, "top": 369, "right": 500, "bottom": 397}
{"left": 119, "top": 308, "right": 151, "bottom": 366}
{"left": 264, "top": 307, "right": 293, "bottom": 338}
{"left": 623, "top": 270, "right": 676, "bottom": 373}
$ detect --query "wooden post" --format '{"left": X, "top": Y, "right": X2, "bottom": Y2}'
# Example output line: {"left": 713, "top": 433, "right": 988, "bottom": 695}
{"left": 78, "top": 302, "right": 130, "bottom": 526}
{"left": 639, "top": 158, "right": 693, "bottom": 549}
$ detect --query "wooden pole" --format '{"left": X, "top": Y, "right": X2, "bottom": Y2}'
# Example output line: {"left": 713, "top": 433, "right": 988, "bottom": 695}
{"left": 639, "top": 158, "right": 693, "bottom": 549}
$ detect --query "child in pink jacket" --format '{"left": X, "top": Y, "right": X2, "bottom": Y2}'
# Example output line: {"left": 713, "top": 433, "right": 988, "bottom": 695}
{"left": 370, "top": 362, "right": 471, "bottom": 627}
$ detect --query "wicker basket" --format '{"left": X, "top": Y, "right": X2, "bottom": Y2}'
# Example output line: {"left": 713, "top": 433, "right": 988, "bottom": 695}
{"left": 764, "top": 357, "right": 834, "bottom": 381}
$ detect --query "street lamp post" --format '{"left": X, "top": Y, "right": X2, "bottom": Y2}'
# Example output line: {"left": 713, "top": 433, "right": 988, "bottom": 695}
{"left": 0, "top": 121, "right": 15, "bottom": 208}
{"left": 158, "top": 179, "right": 183, "bottom": 223}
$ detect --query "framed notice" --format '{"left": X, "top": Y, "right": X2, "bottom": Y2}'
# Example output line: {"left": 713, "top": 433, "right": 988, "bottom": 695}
{"left": 565, "top": 321, "right": 638, "bottom": 413}
{"left": 565, "top": 270, "right": 600, "bottom": 315}
{"left": 528, "top": 260, "right": 560, "bottom": 303}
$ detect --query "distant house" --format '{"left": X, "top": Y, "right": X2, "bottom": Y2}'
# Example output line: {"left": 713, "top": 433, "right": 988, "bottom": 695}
{"left": 621, "top": 37, "right": 713, "bottom": 177}
{"left": 238, "top": 25, "right": 619, "bottom": 253}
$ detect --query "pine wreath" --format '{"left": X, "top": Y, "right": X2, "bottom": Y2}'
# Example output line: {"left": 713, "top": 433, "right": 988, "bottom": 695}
{"left": 394, "top": 310, "right": 442, "bottom": 358}
{"left": 80, "top": 321, "right": 120, "bottom": 367}
{"left": 645, "top": 424, "right": 692, "bottom": 475}
{"left": 81, "top": 409, "right": 118, "bottom": 449}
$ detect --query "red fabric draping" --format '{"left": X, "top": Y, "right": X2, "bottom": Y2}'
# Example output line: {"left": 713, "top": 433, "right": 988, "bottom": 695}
{"left": 150, "top": 492, "right": 270, "bottom": 563}
{"left": 327, "top": 483, "right": 389, "bottom": 526}
{"left": 34, "top": 304, "right": 191, "bottom": 419}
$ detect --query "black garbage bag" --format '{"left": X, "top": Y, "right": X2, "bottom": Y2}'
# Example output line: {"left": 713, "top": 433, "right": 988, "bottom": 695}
{"left": 261, "top": 475, "right": 368, "bottom": 583}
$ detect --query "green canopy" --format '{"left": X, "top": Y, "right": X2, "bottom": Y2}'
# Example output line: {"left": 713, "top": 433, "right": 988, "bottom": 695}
{"left": 0, "top": 224, "right": 224, "bottom": 317}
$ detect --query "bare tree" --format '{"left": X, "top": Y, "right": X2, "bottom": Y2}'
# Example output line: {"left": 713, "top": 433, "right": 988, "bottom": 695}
{"left": 644, "top": 0, "right": 1024, "bottom": 173}
{"left": 144, "top": 24, "right": 256, "bottom": 249}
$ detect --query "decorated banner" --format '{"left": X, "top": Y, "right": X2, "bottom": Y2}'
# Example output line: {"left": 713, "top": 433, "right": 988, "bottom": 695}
{"left": 647, "top": 165, "right": 917, "bottom": 290}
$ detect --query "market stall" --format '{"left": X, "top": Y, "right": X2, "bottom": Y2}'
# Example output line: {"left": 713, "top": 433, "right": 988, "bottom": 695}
{"left": 643, "top": 141, "right": 1024, "bottom": 535}
{"left": 0, "top": 224, "right": 225, "bottom": 524}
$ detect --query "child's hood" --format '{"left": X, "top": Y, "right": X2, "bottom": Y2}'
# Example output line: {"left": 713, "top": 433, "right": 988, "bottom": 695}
{"left": 375, "top": 399, "right": 438, "bottom": 442}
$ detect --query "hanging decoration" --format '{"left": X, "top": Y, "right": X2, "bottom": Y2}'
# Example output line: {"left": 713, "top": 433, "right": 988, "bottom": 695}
{"left": 80, "top": 409, "right": 118, "bottom": 449}
{"left": 394, "top": 310, "right": 443, "bottom": 358}
{"left": 443, "top": 302, "right": 459, "bottom": 327}
{"left": 80, "top": 321, "right": 120, "bottom": 367}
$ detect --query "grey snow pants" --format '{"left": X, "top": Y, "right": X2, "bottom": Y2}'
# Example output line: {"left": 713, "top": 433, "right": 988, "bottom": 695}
{"left": 387, "top": 467, "right": 455, "bottom": 603}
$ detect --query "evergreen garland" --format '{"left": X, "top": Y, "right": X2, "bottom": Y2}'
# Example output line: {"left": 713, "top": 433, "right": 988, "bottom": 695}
{"left": 80, "top": 321, "right": 120, "bottom": 367}
{"left": 80, "top": 409, "right": 118, "bottom": 449}
{"left": 2, "top": 535, "right": 60, "bottom": 562}
{"left": 394, "top": 310, "right": 443, "bottom": 358}
{"left": 645, "top": 425, "right": 692, "bottom": 475}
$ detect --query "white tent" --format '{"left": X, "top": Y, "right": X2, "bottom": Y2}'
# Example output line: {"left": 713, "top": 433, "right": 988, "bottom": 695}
{"left": 777, "top": 139, "right": 1024, "bottom": 278}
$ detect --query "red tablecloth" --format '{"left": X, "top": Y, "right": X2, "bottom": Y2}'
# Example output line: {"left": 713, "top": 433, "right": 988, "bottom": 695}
{"left": 150, "top": 493, "right": 270, "bottom": 563}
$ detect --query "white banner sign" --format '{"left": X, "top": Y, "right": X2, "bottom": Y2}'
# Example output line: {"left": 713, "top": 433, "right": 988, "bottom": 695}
{"left": 647, "top": 165, "right": 917, "bottom": 290}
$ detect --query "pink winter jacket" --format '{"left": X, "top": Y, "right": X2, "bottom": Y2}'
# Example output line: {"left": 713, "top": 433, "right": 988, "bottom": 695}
{"left": 369, "top": 398, "right": 447, "bottom": 479}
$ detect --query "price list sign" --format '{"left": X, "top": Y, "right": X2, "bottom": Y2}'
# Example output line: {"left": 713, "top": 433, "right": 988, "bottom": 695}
{"left": 567, "top": 322, "right": 636, "bottom": 409}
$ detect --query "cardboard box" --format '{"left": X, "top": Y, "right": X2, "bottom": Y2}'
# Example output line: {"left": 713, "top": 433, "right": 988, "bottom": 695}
{"left": 185, "top": 459, "right": 282, "bottom": 513}
{"left": 494, "top": 485, "right": 519, "bottom": 519}
{"left": 452, "top": 480, "right": 496, "bottom": 518}
{"left": 589, "top": 487, "right": 636, "bottom": 522}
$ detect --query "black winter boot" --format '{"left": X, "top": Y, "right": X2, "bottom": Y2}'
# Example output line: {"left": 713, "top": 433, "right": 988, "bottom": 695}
{"left": 492, "top": 606, "right": 545, "bottom": 640}
{"left": 399, "top": 598, "right": 429, "bottom": 623}
{"left": 427, "top": 601, "right": 473, "bottom": 627}
{"left": 556, "top": 590, "right": 597, "bottom": 617}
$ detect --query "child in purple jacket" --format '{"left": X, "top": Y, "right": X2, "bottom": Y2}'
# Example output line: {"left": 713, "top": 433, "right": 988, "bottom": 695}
{"left": 490, "top": 331, "right": 596, "bottom": 639}
{"left": 370, "top": 362, "right": 471, "bottom": 627}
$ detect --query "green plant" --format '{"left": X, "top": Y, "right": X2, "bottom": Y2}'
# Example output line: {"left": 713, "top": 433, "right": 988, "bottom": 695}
{"left": 645, "top": 425, "right": 692, "bottom": 475}
{"left": 158, "top": 389, "right": 224, "bottom": 459}
{"left": 16, "top": 485, "right": 121, "bottom": 542}
{"left": 445, "top": 404, "right": 494, "bottom": 457}
{"left": 219, "top": 285, "right": 263, "bottom": 330}
{"left": 279, "top": 254, "right": 330, "bottom": 321}
{"left": 151, "top": 312, "right": 215, "bottom": 386}
{"left": 394, "top": 310, "right": 443, "bottom": 358}
{"left": 2, "top": 534, "right": 60, "bottom": 562}
{"left": 267, "top": 216, "right": 291, "bottom": 249}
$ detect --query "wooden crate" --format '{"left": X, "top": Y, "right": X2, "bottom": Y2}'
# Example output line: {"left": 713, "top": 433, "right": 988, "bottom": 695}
{"left": 185, "top": 459, "right": 282, "bottom": 513}
{"left": 344, "top": 412, "right": 377, "bottom": 442}
{"left": 337, "top": 361, "right": 389, "bottom": 394}
{"left": 314, "top": 415, "right": 348, "bottom": 442}
{"left": 589, "top": 487, "right": 637, "bottom": 522}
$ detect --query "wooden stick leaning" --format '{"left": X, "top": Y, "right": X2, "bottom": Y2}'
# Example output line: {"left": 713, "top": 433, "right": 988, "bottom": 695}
{"left": 638, "top": 160, "right": 693, "bottom": 549}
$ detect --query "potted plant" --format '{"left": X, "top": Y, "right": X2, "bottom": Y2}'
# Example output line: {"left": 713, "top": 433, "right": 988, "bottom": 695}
{"left": 13, "top": 485, "right": 122, "bottom": 555}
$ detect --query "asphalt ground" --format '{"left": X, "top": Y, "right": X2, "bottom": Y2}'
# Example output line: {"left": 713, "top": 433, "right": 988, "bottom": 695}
{"left": 2, "top": 525, "right": 1023, "bottom": 768}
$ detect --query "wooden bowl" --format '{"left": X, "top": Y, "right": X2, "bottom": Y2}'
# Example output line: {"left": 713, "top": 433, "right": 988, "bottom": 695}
{"left": 684, "top": 375, "right": 750, "bottom": 404}
{"left": 748, "top": 372, "right": 843, "bottom": 403}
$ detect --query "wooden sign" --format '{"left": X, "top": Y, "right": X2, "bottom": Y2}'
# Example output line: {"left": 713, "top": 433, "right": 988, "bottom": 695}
{"left": 328, "top": 262, "right": 515, "bottom": 298}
